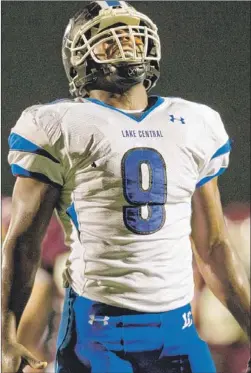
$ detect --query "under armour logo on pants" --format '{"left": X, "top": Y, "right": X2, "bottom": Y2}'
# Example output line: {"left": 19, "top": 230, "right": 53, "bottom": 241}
{"left": 88, "top": 315, "right": 110, "bottom": 325}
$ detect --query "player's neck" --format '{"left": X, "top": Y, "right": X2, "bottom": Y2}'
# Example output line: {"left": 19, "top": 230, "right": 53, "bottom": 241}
{"left": 88, "top": 84, "right": 148, "bottom": 111}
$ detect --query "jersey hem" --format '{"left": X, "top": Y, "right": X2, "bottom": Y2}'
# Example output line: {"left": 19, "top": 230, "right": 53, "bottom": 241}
{"left": 69, "top": 281, "right": 194, "bottom": 313}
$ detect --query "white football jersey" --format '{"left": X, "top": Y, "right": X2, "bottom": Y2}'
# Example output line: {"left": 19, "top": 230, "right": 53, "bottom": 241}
{"left": 8, "top": 96, "right": 230, "bottom": 312}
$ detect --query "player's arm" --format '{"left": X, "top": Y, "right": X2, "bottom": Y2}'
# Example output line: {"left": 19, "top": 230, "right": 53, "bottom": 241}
{"left": 191, "top": 177, "right": 250, "bottom": 339}
{"left": 17, "top": 268, "right": 54, "bottom": 360}
{"left": 2, "top": 177, "right": 60, "bottom": 373}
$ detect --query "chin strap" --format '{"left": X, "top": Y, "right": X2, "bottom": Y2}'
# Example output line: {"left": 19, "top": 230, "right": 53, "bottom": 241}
{"left": 88, "top": 63, "right": 148, "bottom": 93}
{"left": 76, "top": 61, "right": 159, "bottom": 97}
{"left": 80, "top": 62, "right": 149, "bottom": 94}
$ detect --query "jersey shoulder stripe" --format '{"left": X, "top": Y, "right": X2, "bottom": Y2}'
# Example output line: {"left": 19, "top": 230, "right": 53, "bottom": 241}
{"left": 210, "top": 138, "right": 232, "bottom": 160}
{"left": 11, "top": 164, "right": 62, "bottom": 189}
{"left": 196, "top": 167, "right": 227, "bottom": 188}
{"left": 8, "top": 132, "right": 60, "bottom": 164}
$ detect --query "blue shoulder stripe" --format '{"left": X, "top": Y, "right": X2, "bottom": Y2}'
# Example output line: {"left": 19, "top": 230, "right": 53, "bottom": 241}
{"left": 11, "top": 164, "right": 62, "bottom": 189}
{"left": 66, "top": 203, "right": 80, "bottom": 231}
{"left": 8, "top": 133, "right": 60, "bottom": 164}
{"left": 210, "top": 139, "right": 232, "bottom": 160}
{"left": 196, "top": 167, "right": 227, "bottom": 188}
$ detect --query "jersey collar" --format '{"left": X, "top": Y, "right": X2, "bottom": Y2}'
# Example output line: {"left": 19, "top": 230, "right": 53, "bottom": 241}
{"left": 85, "top": 96, "right": 165, "bottom": 122}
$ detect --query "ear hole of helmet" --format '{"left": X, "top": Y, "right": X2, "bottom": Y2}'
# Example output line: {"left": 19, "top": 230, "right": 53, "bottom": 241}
{"left": 70, "top": 67, "right": 77, "bottom": 78}
{"left": 144, "top": 79, "right": 152, "bottom": 91}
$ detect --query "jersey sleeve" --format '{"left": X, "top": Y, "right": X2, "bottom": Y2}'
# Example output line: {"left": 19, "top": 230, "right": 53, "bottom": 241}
{"left": 8, "top": 106, "right": 64, "bottom": 188}
{"left": 196, "top": 109, "right": 231, "bottom": 188}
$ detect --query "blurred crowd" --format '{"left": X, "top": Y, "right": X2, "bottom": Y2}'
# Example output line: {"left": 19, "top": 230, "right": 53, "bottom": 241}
{"left": 1, "top": 196, "right": 250, "bottom": 373}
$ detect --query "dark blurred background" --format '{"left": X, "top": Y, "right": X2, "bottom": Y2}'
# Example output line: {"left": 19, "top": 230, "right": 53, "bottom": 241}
{"left": 1, "top": 1, "right": 250, "bottom": 202}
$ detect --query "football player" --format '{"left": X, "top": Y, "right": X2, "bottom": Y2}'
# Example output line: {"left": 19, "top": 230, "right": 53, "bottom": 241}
{"left": 2, "top": 2, "right": 250, "bottom": 373}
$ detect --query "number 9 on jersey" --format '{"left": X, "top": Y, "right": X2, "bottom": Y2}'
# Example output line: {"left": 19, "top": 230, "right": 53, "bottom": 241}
{"left": 122, "top": 147, "right": 167, "bottom": 235}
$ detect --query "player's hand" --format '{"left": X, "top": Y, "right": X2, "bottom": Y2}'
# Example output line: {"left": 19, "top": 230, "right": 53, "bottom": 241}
{"left": 2, "top": 341, "right": 47, "bottom": 373}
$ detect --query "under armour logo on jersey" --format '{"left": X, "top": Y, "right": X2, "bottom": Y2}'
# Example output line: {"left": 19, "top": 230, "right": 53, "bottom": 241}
{"left": 88, "top": 315, "right": 110, "bottom": 325}
{"left": 169, "top": 115, "right": 185, "bottom": 124}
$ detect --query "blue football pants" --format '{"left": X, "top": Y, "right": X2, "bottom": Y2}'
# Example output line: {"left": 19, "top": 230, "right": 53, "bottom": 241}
{"left": 55, "top": 288, "right": 216, "bottom": 373}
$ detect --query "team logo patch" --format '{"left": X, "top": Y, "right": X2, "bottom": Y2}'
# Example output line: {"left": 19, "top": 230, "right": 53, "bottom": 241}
{"left": 182, "top": 311, "right": 193, "bottom": 329}
{"left": 128, "top": 67, "right": 138, "bottom": 77}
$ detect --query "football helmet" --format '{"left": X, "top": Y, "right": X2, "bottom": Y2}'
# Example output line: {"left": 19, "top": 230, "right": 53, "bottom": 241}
{"left": 62, "top": 1, "right": 161, "bottom": 96}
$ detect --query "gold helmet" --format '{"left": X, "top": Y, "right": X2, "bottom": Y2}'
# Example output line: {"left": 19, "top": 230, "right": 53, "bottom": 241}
{"left": 62, "top": 1, "right": 161, "bottom": 96}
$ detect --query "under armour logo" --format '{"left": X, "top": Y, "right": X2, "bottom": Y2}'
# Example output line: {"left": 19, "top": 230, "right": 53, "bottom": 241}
{"left": 88, "top": 315, "right": 110, "bottom": 326}
{"left": 169, "top": 115, "right": 185, "bottom": 124}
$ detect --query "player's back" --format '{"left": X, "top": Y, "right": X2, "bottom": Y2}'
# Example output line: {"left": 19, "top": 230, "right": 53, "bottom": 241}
{"left": 8, "top": 96, "right": 230, "bottom": 312}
